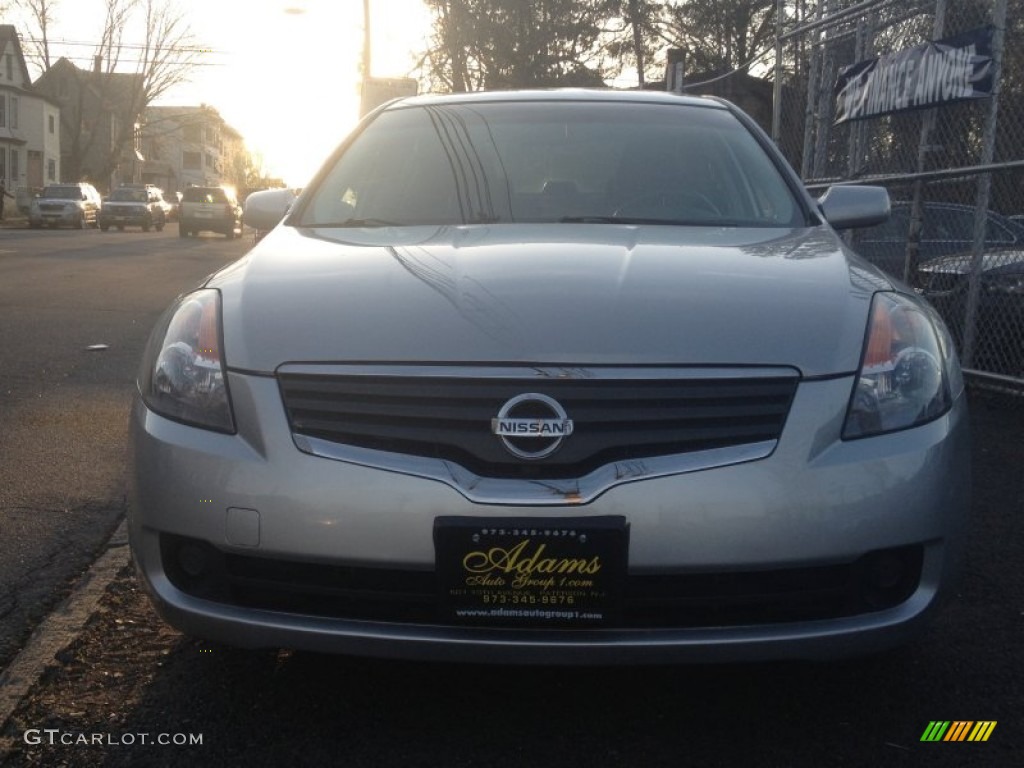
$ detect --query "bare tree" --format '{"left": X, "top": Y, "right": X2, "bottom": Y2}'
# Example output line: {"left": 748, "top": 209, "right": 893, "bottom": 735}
{"left": 49, "top": 0, "right": 203, "bottom": 187}
{"left": 96, "top": 0, "right": 138, "bottom": 74}
{"left": 133, "top": 0, "right": 200, "bottom": 101}
{"left": 13, "top": 0, "right": 60, "bottom": 71}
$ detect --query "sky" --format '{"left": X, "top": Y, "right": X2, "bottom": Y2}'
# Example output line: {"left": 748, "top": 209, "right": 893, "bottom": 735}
{"left": 10, "top": 0, "right": 433, "bottom": 186}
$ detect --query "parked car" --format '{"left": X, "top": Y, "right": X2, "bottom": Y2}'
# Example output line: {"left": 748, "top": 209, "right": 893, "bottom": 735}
{"left": 28, "top": 182, "right": 102, "bottom": 229}
{"left": 918, "top": 249, "right": 1024, "bottom": 377}
{"left": 129, "top": 90, "right": 969, "bottom": 665}
{"left": 179, "top": 185, "right": 242, "bottom": 238}
{"left": 99, "top": 185, "right": 168, "bottom": 232}
{"left": 853, "top": 200, "right": 1024, "bottom": 280}
{"left": 854, "top": 200, "right": 1024, "bottom": 377}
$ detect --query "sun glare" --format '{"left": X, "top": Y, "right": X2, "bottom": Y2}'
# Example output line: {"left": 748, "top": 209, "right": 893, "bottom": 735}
{"left": 10, "top": 0, "right": 431, "bottom": 186}
{"left": 162, "top": 0, "right": 432, "bottom": 186}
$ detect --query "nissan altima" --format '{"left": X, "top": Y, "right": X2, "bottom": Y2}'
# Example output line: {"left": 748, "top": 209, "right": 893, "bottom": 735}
{"left": 128, "top": 89, "right": 970, "bottom": 664}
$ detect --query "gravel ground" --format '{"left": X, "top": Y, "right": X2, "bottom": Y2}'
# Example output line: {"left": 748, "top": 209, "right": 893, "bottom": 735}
{"left": 0, "top": 388, "right": 1020, "bottom": 768}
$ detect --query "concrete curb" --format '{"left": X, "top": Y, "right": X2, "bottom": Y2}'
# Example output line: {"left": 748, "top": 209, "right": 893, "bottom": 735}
{"left": 0, "top": 519, "right": 130, "bottom": 734}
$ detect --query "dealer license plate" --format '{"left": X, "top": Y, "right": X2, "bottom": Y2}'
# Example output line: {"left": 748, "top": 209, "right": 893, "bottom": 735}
{"left": 434, "top": 516, "right": 628, "bottom": 627}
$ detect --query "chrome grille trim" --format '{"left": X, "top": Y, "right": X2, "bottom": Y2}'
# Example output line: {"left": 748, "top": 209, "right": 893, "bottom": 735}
{"left": 293, "top": 434, "right": 777, "bottom": 506}
{"left": 277, "top": 364, "right": 800, "bottom": 380}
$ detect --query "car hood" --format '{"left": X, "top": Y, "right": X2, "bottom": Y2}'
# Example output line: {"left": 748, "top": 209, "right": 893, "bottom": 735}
{"left": 208, "top": 224, "right": 891, "bottom": 377}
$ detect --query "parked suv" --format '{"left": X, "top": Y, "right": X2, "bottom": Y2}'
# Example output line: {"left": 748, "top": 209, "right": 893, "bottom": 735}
{"left": 99, "top": 185, "right": 168, "bottom": 232}
{"left": 28, "top": 182, "right": 102, "bottom": 229}
{"left": 179, "top": 185, "right": 242, "bottom": 238}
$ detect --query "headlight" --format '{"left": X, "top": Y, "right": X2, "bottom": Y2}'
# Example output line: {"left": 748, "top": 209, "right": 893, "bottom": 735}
{"left": 138, "top": 288, "right": 235, "bottom": 432}
{"left": 843, "top": 292, "right": 958, "bottom": 439}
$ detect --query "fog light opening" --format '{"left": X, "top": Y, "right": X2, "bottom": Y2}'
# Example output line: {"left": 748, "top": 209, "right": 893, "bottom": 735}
{"left": 859, "top": 550, "right": 911, "bottom": 609}
{"left": 178, "top": 542, "right": 213, "bottom": 577}
{"left": 868, "top": 553, "right": 904, "bottom": 590}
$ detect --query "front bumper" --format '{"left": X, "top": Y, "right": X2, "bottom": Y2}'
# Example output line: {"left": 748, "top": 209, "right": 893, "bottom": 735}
{"left": 128, "top": 373, "right": 970, "bottom": 664}
{"left": 181, "top": 214, "right": 235, "bottom": 233}
{"left": 30, "top": 208, "right": 82, "bottom": 226}
{"left": 101, "top": 211, "right": 152, "bottom": 227}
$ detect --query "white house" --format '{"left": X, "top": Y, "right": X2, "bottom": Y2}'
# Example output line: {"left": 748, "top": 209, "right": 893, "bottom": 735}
{"left": 0, "top": 25, "right": 60, "bottom": 211}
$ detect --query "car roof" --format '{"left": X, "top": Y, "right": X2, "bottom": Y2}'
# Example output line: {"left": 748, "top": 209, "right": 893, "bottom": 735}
{"left": 385, "top": 88, "right": 724, "bottom": 112}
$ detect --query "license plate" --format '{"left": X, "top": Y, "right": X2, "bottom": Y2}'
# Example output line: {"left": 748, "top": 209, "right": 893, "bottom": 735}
{"left": 434, "top": 516, "right": 628, "bottom": 627}
{"left": 195, "top": 212, "right": 213, "bottom": 218}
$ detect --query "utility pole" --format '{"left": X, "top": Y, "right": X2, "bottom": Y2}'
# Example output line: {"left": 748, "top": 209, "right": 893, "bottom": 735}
{"left": 357, "top": 0, "right": 416, "bottom": 117}
{"left": 363, "top": 0, "right": 372, "bottom": 79}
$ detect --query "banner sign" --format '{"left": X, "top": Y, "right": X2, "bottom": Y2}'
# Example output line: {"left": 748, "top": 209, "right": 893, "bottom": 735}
{"left": 834, "top": 26, "right": 994, "bottom": 124}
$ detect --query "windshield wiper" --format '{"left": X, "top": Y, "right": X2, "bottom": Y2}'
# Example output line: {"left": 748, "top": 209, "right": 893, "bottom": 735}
{"left": 317, "top": 216, "right": 504, "bottom": 227}
{"left": 559, "top": 215, "right": 710, "bottom": 226}
{"left": 334, "top": 217, "right": 404, "bottom": 227}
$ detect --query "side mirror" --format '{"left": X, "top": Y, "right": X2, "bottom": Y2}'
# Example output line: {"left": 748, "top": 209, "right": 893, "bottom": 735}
{"left": 244, "top": 188, "right": 298, "bottom": 232}
{"left": 817, "top": 185, "right": 890, "bottom": 230}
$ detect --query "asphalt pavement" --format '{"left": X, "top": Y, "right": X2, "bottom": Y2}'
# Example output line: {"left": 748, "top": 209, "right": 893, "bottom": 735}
{"left": 0, "top": 224, "right": 248, "bottom": 672}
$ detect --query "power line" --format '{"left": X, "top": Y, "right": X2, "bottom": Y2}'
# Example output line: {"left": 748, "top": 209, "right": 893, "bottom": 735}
{"left": 32, "top": 55, "right": 223, "bottom": 67}
{"left": 20, "top": 37, "right": 228, "bottom": 55}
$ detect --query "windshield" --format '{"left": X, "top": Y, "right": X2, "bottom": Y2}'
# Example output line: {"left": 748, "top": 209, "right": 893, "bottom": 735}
{"left": 299, "top": 100, "right": 805, "bottom": 229}
{"left": 41, "top": 186, "right": 84, "bottom": 200}
{"left": 110, "top": 189, "right": 148, "bottom": 202}
{"left": 184, "top": 187, "right": 229, "bottom": 203}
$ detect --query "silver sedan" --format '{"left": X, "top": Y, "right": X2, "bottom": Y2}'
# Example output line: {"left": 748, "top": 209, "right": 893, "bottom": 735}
{"left": 129, "top": 90, "right": 969, "bottom": 664}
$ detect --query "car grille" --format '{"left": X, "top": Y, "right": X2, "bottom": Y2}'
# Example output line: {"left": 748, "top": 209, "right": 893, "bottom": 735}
{"left": 277, "top": 370, "right": 798, "bottom": 479}
{"left": 161, "top": 535, "right": 924, "bottom": 629}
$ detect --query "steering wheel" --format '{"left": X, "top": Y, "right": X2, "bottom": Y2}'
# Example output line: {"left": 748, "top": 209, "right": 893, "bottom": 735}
{"left": 613, "top": 189, "right": 722, "bottom": 219}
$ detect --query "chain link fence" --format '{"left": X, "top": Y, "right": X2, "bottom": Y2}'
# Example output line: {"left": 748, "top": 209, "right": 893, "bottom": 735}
{"left": 772, "top": 0, "right": 1024, "bottom": 386}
